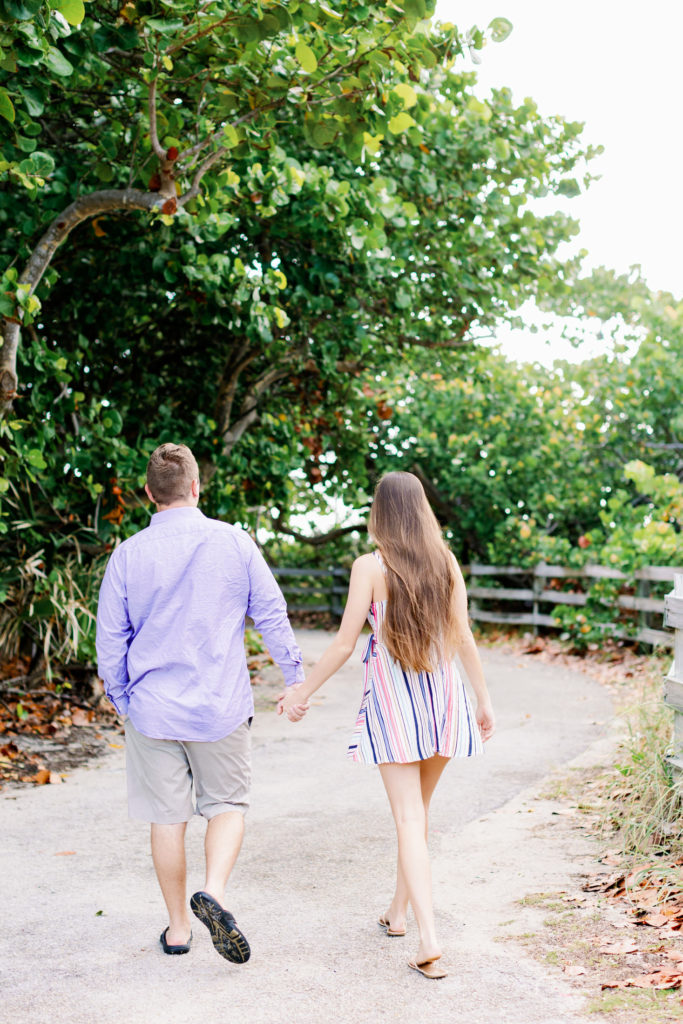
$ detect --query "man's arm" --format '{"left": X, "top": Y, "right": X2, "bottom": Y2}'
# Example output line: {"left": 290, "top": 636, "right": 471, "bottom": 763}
{"left": 96, "top": 552, "right": 133, "bottom": 714}
{"left": 242, "top": 536, "right": 304, "bottom": 687}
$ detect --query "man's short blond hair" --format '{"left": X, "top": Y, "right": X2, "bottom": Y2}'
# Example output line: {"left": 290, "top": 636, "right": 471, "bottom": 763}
{"left": 146, "top": 443, "right": 199, "bottom": 506}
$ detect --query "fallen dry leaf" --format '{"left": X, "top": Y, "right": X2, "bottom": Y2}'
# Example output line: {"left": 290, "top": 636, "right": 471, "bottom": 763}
{"left": 48, "top": 771, "right": 63, "bottom": 785}
{"left": 563, "top": 965, "right": 587, "bottom": 976}
{"left": 54, "top": 851, "right": 76, "bottom": 856}
{"left": 108, "top": 742, "right": 123, "bottom": 749}
{"left": 640, "top": 913, "right": 670, "bottom": 928}
{"left": 31, "top": 768, "right": 50, "bottom": 785}
{"left": 598, "top": 941, "right": 639, "bottom": 955}
{"left": 70, "top": 708, "right": 93, "bottom": 727}
{"left": 629, "top": 970, "right": 683, "bottom": 990}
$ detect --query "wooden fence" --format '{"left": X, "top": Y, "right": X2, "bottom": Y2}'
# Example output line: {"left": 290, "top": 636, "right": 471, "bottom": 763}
{"left": 273, "top": 562, "right": 683, "bottom": 648}
{"left": 271, "top": 566, "right": 349, "bottom": 617}
{"left": 467, "top": 562, "right": 683, "bottom": 647}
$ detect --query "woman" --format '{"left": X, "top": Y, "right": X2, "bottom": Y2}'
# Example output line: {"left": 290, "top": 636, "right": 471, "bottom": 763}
{"left": 281, "top": 471, "right": 494, "bottom": 979}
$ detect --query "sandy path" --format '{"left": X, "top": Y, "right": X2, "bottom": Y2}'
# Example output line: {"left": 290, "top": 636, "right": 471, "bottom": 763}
{"left": 0, "top": 631, "right": 613, "bottom": 1024}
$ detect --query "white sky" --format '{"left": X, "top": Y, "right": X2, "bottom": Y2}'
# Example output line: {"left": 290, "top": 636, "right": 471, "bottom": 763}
{"left": 435, "top": 0, "right": 683, "bottom": 363}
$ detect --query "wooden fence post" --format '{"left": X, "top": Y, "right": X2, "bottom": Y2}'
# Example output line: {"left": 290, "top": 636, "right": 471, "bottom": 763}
{"left": 664, "top": 574, "right": 683, "bottom": 777}
{"left": 532, "top": 564, "right": 543, "bottom": 635}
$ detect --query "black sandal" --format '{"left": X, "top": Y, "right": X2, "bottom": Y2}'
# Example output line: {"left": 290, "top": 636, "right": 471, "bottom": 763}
{"left": 160, "top": 927, "right": 192, "bottom": 955}
{"left": 190, "top": 891, "right": 250, "bottom": 963}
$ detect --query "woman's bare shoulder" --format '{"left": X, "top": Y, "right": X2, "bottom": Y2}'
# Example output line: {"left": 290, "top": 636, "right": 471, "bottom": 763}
{"left": 352, "top": 552, "right": 380, "bottom": 573}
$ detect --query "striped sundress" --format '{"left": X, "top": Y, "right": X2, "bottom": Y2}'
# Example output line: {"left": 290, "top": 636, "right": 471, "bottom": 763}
{"left": 347, "top": 556, "right": 484, "bottom": 765}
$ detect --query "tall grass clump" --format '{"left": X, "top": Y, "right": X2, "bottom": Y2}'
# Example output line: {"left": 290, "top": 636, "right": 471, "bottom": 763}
{"left": 604, "top": 662, "right": 683, "bottom": 863}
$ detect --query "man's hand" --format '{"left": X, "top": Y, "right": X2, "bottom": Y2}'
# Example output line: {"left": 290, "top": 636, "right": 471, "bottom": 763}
{"left": 276, "top": 682, "right": 310, "bottom": 723}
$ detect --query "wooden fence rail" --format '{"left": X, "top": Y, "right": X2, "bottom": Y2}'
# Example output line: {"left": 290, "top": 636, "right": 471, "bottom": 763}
{"left": 272, "top": 562, "right": 683, "bottom": 648}
{"left": 466, "top": 562, "right": 683, "bottom": 647}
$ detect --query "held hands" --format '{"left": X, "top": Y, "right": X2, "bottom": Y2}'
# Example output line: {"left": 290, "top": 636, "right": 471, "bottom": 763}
{"left": 276, "top": 682, "right": 310, "bottom": 723}
{"left": 476, "top": 699, "right": 495, "bottom": 743}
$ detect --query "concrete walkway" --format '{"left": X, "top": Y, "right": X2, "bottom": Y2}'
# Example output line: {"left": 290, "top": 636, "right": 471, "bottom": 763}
{"left": 0, "top": 631, "right": 614, "bottom": 1024}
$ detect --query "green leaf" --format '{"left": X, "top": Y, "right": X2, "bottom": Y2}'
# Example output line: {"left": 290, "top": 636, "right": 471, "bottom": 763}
{"left": 55, "top": 0, "right": 85, "bottom": 26}
{"left": 0, "top": 478, "right": 9, "bottom": 493}
{"left": 26, "top": 449, "right": 47, "bottom": 470}
{"left": 387, "top": 112, "right": 416, "bottom": 134}
{"left": 489, "top": 17, "right": 513, "bottom": 43}
{"left": 222, "top": 124, "right": 239, "bottom": 148}
{"left": 101, "top": 409, "right": 123, "bottom": 435}
{"left": 363, "top": 131, "right": 383, "bottom": 154}
{"left": 145, "top": 18, "right": 185, "bottom": 33}
{"left": 402, "top": 0, "right": 427, "bottom": 18}
{"left": 295, "top": 42, "right": 318, "bottom": 73}
{"left": 29, "top": 151, "right": 55, "bottom": 176}
{"left": 0, "top": 89, "right": 15, "bottom": 123}
{"left": 392, "top": 82, "right": 417, "bottom": 110}
{"left": 45, "top": 48, "right": 74, "bottom": 77}
{"left": 466, "top": 97, "right": 492, "bottom": 122}
{"left": 557, "top": 178, "right": 581, "bottom": 197}
{"left": 18, "top": 87, "right": 44, "bottom": 117}
{"left": 493, "top": 137, "right": 510, "bottom": 161}
{"left": 4, "top": 0, "right": 42, "bottom": 19}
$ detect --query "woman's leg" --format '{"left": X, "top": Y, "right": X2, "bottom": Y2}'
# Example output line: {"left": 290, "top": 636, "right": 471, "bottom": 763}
{"left": 383, "top": 755, "right": 450, "bottom": 931}
{"left": 379, "top": 760, "right": 441, "bottom": 962}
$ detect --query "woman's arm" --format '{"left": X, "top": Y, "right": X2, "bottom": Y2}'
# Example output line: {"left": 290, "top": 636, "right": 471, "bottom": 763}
{"left": 452, "top": 557, "right": 495, "bottom": 742}
{"left": 280, "top": 554, "right": 376, "bottom": 721}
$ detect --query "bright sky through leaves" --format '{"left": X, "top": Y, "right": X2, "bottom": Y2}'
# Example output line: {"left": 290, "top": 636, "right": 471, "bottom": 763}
{"left": 436, "top": 0, "right": 683, "bottom": 364}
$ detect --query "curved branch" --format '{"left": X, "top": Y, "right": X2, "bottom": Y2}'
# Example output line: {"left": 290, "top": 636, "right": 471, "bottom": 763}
{"left": 1, "top": 188, "right": 164, "bottom": 414}
{"left": 148, "top": 77, "right": 166, "bottom": 161}
{"left": 270, "top": 518, "right": 367, "bottom": 547}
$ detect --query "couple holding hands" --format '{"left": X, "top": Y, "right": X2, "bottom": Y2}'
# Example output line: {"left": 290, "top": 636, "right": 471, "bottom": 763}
{"left": 96, "top": 443, "right": 494, "bottom": 981}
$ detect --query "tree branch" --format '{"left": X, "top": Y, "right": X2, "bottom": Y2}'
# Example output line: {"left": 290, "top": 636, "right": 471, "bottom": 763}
{"left": 1, "top": 188, "right": 165, "bottom": 414}
{"left": 214, "top": 345, "right": 257, "bottom": 436}
{"left": 221, "top": 363, "right": 292, "bottom": 457}
{"left": 148, "top": 76, "right": 166, "bottom": 161}
{"left": 269, "top": 517, "right": 367, "bottom": 546}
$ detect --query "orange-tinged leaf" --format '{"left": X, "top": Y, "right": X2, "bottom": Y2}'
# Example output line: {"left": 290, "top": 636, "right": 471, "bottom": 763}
{"left": 108, "top": 742, "right": 123, "bottom": 749}
{"left": 641, "top": 913, "right": 669, "bottom": 928}
{"left": 32, "top": 768, "right": 50, "bottom": 785}
{"left": 54, "top": 850, "right": 76, "bottom": 856}
{"left": 629, "top": 970, "right": 683, "bottom": 989}
{"left": 92, "top": 218, "right": 107, "bottom": 237}
{"left": 598, "top": 941, "right": 639, "bottom": 955}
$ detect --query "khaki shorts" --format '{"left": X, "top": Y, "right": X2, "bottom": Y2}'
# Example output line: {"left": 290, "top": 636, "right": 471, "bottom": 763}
{"left": 124, "top": 718, "right": 252, "bottom": 824}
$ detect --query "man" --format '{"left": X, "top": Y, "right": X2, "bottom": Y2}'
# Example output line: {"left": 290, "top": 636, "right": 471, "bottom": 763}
{"left": 96, "top": 442, "right": 304, "bottom": 962}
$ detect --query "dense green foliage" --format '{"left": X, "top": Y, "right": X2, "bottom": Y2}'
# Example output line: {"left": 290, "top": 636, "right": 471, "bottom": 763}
{"left": 0, "top": 2, "right": 601, "bottom": 675}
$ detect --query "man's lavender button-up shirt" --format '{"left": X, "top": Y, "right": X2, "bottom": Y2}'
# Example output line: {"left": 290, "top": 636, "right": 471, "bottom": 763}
{"left": 96, "top": 506, "right": 304, "bottom": 742}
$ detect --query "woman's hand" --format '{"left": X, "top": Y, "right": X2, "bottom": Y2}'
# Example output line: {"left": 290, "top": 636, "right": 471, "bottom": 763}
{"left": 277, "top": 683, "right": 310, "bottom": 723}
{"left": 476, "top": 699, "right": 495, "bottom": 742}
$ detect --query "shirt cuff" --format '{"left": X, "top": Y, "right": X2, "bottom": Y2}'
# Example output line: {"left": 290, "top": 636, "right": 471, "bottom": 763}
{"left": 282, "top": 644, "right": 305, "bottom": 686}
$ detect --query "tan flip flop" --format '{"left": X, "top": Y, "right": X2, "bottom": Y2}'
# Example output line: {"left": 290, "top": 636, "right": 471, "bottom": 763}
{"left": 378, "top": 915, "right": 406, "bottom": 937}
{"left": 408, "top": 958, "right": 448, "bottom": 980}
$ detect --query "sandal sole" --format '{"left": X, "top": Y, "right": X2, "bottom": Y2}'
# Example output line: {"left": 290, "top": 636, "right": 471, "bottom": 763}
{"left": 190, "top": 891, "right": 250, "bottom": 964}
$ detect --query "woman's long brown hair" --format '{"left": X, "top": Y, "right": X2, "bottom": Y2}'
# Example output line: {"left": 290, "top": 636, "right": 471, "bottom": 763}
{"left": 369, "top": 471, "right": 464, "bottom": 672}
